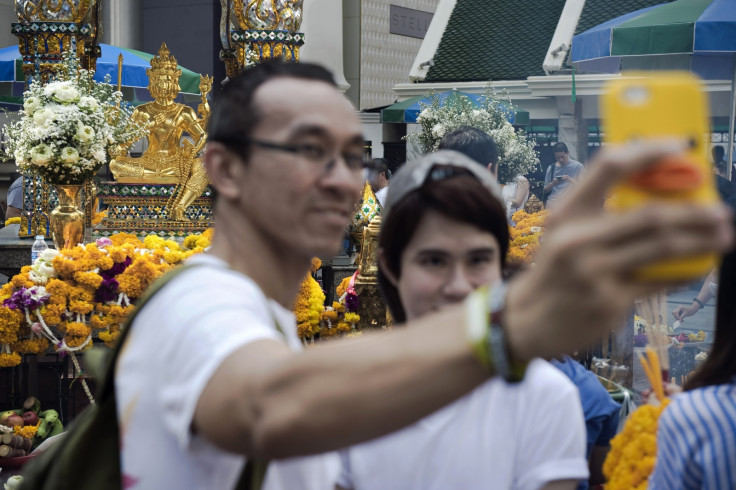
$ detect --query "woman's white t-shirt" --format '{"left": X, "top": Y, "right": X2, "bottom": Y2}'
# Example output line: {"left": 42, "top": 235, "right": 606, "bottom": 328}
{"left": 502, "top": 175, "right": 530, "bottom": 225}
{"left": 337, "top": 359, "right": 588, "bottom": 490}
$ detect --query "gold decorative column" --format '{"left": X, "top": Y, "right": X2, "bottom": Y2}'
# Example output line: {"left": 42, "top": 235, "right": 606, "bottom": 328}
{"left": 12, "top": 0, "right": 102, "bottom": 84}
{"left": 220, "top": 0, "right": 305, "bottom": 78}
{"left": 12, "top": 0, "right": 102, "bottom": 238}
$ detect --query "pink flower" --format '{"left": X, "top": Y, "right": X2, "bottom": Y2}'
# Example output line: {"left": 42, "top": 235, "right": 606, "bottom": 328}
{"left": 96, "top": 237, "right": 113, "bottom": 248}
{"left": 31, "top": 322, "right": 43, "bottom": 335}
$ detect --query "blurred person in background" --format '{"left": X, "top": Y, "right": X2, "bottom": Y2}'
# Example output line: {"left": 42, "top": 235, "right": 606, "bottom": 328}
{"left": 369, "top": 158, "right": 391, "bottom": 207}
{"left": 543, "top": 142, "right": 584, "bottom": 208}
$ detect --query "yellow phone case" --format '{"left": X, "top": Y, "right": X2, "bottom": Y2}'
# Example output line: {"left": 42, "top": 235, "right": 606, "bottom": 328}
{"left": 602, "top": 72, "right": 719, "bottom": 281}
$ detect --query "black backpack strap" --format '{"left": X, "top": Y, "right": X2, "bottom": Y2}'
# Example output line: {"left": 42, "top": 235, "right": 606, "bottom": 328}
{"left": 235, "top": 458, "right": 269, "bottom": 490}
{"left": 113, "top": 262, "right": 271, "bottom": 489}
{"left": 96, "top": 263, "right": 202, "bottom": 401}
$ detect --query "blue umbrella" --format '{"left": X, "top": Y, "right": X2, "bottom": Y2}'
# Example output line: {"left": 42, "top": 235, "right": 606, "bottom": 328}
{"left": 571, "top": 0, "right": 736, "bottom": 174}
{"left": 571, "top": 0, "right": 736, "bottom": 80}
{"left": 381, "top": 90, "right": 529, "bottom": 124}
{"left": 0, "top": 43, "right": 204, "bottom": 108}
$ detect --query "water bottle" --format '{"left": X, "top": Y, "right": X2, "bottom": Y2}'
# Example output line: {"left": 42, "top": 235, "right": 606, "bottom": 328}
{"left": 31, "top": 235, "right": 48, "bottom": 263}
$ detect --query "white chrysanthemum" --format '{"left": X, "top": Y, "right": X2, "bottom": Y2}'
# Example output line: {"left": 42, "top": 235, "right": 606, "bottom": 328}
{"left": 91, "top": 146, "right": 106, "bottom": 162}
{"left": 78, "top": 95, "right": 98, "bottom": 111}
{"left": 30, "top": 144, "right": 53, "bottom": 165}
{"left": 48, "top": 82, "right": 80, "bottom": 103}
{"left": 28, "top": 270, "right": 47, "bottom": 285}
{"left": 39, "top": 249, "right": 59, "bottom": 261}
{"left": 26, "top": 286, "right": 49, "bottom": 301}
{"left": 23, "top": 96, "right": 41, "bottom": 114}
{"left": 75, "top": 122, "right": 95, "bottom": 143}
{"left": 60, "top": 146, "right": 80, "bottom": 164}
{"left": 32, "top": 108, "right": 55, "bottom": 127}
{"left": 14, "top": 148, "right": 26, "bottom": 163}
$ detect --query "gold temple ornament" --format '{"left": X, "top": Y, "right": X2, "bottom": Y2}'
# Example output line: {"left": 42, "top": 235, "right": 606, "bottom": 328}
{"left": 12, "top": 0, "right": 102, "bottom": 82}
{"left": 109, "top": 43, "right": 212, "bottom": 222}
{"left": 220, "top": 0, "right": 305, "bottom": 78}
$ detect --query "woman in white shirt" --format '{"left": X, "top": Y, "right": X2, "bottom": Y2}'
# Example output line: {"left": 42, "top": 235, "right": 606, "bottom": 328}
{"left": 501, "top": 174, "right": 530, "bottom": 225}
{"left": 336, "top": 151, "right": 588, "bottom": 490}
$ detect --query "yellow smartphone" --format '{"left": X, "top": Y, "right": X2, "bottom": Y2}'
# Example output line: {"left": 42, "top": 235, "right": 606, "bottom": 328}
{"left": 602, "top": 72, "right": 719, "bottom": 281}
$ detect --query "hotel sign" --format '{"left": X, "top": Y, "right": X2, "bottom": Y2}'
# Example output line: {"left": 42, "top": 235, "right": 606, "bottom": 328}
{"left": 389, "top": 5, "right": 433, "bottom": 39}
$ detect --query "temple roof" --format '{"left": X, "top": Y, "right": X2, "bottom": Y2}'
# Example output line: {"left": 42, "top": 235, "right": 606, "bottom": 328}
{"left": 423, "top": 0, "right": 672, "bottom": 82}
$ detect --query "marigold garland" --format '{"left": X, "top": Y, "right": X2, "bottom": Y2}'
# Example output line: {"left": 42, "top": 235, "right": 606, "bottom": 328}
{"left": 294, "top": 260, "right": 361, "bottom": 342}
{"left": 336, "top": 276, "right": 351, "bottom": 298}
{"left": 0, "top": 352, "right": 21, "bottom": 368}
{"left": 604, "top": 348, "right": 670, "bottom": 489}
{"left": 0, "top": 229, "right": 214, "bottom": 364}
{"left": 603, "top": 399, "right": 670, "bottom": 489}
{"left": 295, "top": 271, "right": 325, "bottom": 341}
{"left": 507, "top": 209, "right": 548, "bottom": 265}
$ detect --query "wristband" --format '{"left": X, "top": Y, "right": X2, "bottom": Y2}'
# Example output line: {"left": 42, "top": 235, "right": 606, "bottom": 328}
{"left": 693, "top": 297, "right": 705, "bottom": 309}
{"left": 486, "top": 283, "right": 527, "bottom": 383}
{"left": 465, "top": 286, "right": 493, "bottom": 370}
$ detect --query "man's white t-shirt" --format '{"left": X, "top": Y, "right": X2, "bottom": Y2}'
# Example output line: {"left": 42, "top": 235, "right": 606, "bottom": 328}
{"left": 115, "top": 254, "right": 339, "bottom": 489}
{"left": 375, "top": 186, "right": 388, "bottom": 207}
{"left": 337, "top": 359, "right": 588, "bottom": 490}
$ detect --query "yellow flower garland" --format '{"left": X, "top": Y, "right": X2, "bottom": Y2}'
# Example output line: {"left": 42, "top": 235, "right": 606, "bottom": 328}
{"left": 293, "top": 260, "right": 363, "bottom": 342}
{"left": 507, "top": 209, "right": 548, "bottom": 265}
{"left": 336, "top": 276, "right": 351, "bottom": 298}
{"left": 0, "top": 353, "right": 21, "bottom": 368}
{"left": 603, "top": 399, "right": 670, "bottom": 489}
{"left": 295, "top": 270, "right": 325, "bottom": 341}
{"left": 0, "top": 229, "right": 214, "bottom": 363}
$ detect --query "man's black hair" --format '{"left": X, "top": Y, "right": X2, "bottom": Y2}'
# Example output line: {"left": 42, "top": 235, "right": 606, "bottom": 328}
{"left": 207, "top": 60, "right": 336, "bottom": 160}
{"left": 553, "top": 142, "right": 569, "bottom": 154}
{"left": 438, "top": 126, "right": 498, "bottom": 169}
{"left": 372, "top": 158, "right": 391, "bottom": 180}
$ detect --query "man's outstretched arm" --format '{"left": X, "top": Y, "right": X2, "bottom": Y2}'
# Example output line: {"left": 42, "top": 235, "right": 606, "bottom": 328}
{"left": 195, "top": 140, "right": 733, "bottom": 459}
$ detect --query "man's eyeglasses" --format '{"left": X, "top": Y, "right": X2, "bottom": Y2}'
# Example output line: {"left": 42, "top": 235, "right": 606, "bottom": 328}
{"left": 217, "top": 136, "right": 367, "bottom": 173}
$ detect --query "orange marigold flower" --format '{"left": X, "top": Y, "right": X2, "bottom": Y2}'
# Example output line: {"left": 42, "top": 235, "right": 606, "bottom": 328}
{"left": 13, "top": 337, "right": 49, "bottom": 355}
{"left": 74, "top": 271, "right": 103, "bottom": 290}
{"left": 65, "top": 336, "right": 92, "bottom": 350}
{"left": 98, "top": 329, "right": 120, "bottom": 347}
{"left": 336, "top": 276, "right": 351, "bottom": 297}
{"left": 0, "top": 352, "right": 21, "bottom": 368}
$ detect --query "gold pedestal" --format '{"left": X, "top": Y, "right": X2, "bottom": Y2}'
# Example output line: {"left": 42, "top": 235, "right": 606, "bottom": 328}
{"left": 354, "top": 216, "right": 388, "bottom": 330}
{"left": 354, "top": 280, "right": 388, "bottom": 329}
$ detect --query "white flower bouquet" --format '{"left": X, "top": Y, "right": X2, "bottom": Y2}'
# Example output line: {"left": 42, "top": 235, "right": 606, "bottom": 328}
{"left": 2, "top": 51, "right": 146, "bottom": 185}
{"left": 405, "top": 88, "right": 539, "bottom": 184}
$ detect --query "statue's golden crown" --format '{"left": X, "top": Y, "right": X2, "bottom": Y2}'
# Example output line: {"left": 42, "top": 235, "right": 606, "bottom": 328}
{"left": 149, "top": 43, "right": 180, "bottom": 73}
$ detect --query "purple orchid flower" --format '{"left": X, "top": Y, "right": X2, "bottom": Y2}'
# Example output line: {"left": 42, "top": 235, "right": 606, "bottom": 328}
{"left": 94, "top": 277, "right": 120, "bottom": 303}
{"left": 345, "top": 292, "right": 360, "bottom": 312}
{"left": 3, "top": 286, "right": 51, "bottom": 311}
{"left": 101, "top": 256, "right": 132, "bottom": 279}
